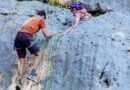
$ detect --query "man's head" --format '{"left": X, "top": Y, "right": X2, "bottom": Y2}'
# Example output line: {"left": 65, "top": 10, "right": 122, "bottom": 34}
{"left": 37, "top": 10, "right": 46, "bottom": 19}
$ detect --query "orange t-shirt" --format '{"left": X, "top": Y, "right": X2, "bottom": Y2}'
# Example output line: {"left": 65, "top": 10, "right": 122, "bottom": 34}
{"left": 19, "top": 15, "right": 45, "bottom": 35}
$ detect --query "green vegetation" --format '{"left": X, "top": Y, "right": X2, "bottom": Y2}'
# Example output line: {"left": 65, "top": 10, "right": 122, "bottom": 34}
{"left": 17, "top": 0, "right": 70, "bottom": 8}
{"left": 12, "top": 11, "right": 17, "bottom": 15}
{"left": 88, "top": 10, "right": 106, "bottom": 16}
{"left": 49, "top": 0, "right": 70, "bottom": 8}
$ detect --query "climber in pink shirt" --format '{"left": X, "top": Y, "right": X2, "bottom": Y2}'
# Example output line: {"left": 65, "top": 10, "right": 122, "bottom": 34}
{"left": 63, "top": 2, "right": 92, "bottom": 35}
{"left": 73, "top": 8, "right": 92, "bottom": 26}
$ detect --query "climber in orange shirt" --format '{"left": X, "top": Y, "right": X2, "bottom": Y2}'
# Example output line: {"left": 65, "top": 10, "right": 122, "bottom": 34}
{"left": 63, "top": 2, "right": 92, "bottom": 35}
{"left": 14, "top": 10, "right": 54, "bottom": 84}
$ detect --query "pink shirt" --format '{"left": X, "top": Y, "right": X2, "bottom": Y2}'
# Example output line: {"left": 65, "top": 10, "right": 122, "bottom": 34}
{"left": 74, "top": 9, "right": 91, "bottom": 19}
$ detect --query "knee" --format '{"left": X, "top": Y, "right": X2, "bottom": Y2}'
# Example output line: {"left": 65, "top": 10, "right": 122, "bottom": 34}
{"left": 19, "top": 58, "right": 25, "bottom": 65}
{"left": 35, "top": 52, "right": 41, "bottom": 57}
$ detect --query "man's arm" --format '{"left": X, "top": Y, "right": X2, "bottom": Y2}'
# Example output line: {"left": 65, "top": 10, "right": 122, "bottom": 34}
{"left": 41, "top": 28, "right": 54, "bottom": 38}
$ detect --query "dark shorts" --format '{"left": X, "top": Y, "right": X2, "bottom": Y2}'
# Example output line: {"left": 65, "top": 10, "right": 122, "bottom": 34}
{"left": 14, "top": 32, "right": 40, "bottom": 58}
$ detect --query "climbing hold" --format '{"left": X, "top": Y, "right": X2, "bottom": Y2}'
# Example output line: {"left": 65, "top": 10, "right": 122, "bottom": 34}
{"left": 111, "top": 32, "right": 125, "bottom": 42}
{"left": 127, "top": 47, "right": 130, "bottom": 52}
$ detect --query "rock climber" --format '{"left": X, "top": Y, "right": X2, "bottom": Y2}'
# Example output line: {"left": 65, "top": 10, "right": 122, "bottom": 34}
{"left": 63, "top": 1, "right": 92, "bottom": 35}
{"left": 14, "top": 10, "right": 54, "bottom": 85}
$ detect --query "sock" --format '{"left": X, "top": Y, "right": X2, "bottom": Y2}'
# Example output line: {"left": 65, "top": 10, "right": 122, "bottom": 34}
{"left": 30, "top": 69, "right": 37, "bottom": 76}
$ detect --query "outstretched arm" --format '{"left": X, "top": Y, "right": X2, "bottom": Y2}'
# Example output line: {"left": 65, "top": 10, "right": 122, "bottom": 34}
{"left": 63, "top": 14, "right": 80, "bottom": 35}
{"left": 73, "top": 14, "right": 80, "bottom": 27}
{"left": 41, "top": 28, "right": 54, "bottom": 38}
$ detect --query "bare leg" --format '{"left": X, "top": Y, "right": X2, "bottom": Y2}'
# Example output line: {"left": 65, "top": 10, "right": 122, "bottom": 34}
{"left": 32, "top": 52, "right": 41, "bottom": 70}
{"left": 17, "top": 58, "right": 25, "bottom": 80}
{"left": 28, "top": 52, "right": 41, "bottom": 76}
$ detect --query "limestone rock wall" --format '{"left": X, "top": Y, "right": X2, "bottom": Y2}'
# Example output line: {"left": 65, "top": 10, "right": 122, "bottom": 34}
{"left": 0, "top": 0, "right": 130, "bottom": 90}
{"left": 82, "top": 0, "right": 130, "bottom": 14}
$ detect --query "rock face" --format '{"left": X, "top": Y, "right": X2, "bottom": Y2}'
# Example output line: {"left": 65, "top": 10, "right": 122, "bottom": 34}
{"left": 0, "top": 0, "right": 130, "bottom": 90}
{"left": 82, "top": 0, "right": 130, "bottom": 14}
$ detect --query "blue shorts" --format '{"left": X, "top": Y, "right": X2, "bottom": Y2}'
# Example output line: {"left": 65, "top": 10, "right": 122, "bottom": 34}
{"left": 14, "top": 32, "right": 40, "bottom": 58}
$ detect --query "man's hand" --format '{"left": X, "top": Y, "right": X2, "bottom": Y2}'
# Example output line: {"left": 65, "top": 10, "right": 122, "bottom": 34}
{"left": 46, "top": 32, "right": 54, "bottom": 38}
{"left": 56, "top": 32, "right": 65, "bottom": 38}
{"left": 42, "top": 28, "right": 56, "bottom": 38}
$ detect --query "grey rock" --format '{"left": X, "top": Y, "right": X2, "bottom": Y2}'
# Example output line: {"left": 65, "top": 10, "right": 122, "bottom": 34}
{"left": 82, "top": 0, "right": 130, "bottom": 14}
{"left": 0, "top": 0, "right": 130, "bottom": 90}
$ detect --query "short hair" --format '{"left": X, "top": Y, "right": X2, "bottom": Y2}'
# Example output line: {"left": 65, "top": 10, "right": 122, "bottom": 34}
{"left": 70, "top": 2, "right": 85, "bottom": 10}
{"left": 37, "top": 10, "right": 46, "bottom": 18}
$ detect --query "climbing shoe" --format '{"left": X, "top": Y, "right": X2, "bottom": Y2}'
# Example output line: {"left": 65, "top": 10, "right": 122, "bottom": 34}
{"left": 27, "top": 69, "right": 39, "bottom": 84}
{"left": 16, "top": 79, "right": 22, "bottom": 90}
{"left": 16, "top": 79, "right": 22, "bottom": 86}
{"left": 30, "top": 69, "right": 37, "bottom": 76}
{"left": 27, "top": 74, "right": 39, "bottom": 84}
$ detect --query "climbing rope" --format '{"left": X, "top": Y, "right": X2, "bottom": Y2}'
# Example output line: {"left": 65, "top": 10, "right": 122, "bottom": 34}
{"left": 45, "top": 37, "right": 53, "bottom": 90}
{"left": 32, "top": 31, "right": 68, "bottom": 90}
{"left": 44, "top": 35, "right": 61, "bottom": 90}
